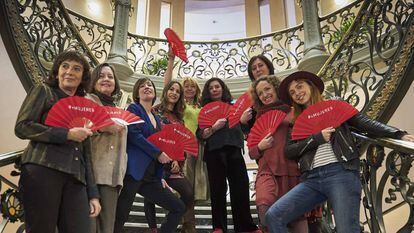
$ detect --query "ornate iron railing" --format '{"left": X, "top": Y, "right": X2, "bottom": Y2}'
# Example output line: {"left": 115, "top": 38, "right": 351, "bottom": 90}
{"left": 65, "top": 0, "right": 364, "bottom": 79}
{"left": 0, "top": 150, "right": 24, "bottom": 233}
{"left": 320, "top": 0, "right": 364, "bottom": 54}
{"left": 67, "top": 9, "right": 113, "bottom": 64}
{"left": 318, "top": 0, "right": 414, "bottom": 122}
{"left": 0, "top": 0, "right": 98, "bottom": 91}
{"left": 355, "top": 133, "right": 414, "bottom": 233}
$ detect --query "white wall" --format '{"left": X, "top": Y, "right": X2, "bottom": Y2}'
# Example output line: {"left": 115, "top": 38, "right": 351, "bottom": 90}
{"left": 0, "top": 35, "right": 28, "bottom": 154}
{"left": 184, "top": 5, "right": 246, "bottom": 41}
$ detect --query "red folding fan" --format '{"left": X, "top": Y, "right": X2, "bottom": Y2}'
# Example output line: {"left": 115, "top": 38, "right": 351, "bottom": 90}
{"left": 148, "top": 128, "right": 186, "bottom": 161}
{"left": 228, "top": 92, "right": 253, "bottom": 128}
{"left": 247, "top": 110, "right": 287, "bottom": 148}
{"left": 104, "top": 106, "right": 144, "bottom": 126}
{"left": 164, "top": 28, "right": 188, "bottom": 63}
{"left": 291, "top": 100, "right": 359, "bottom": 140}
{"left": 162, "top": 124, "right": 198, "bottom": 156}
{"left": 198, "top": 101, "right": 232, "bottom": 129}
{"left": 45, "top": 96, "right": 113, "bottom": 131}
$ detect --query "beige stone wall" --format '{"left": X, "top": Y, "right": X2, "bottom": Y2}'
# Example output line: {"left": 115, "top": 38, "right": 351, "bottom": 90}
{"left": 62, "top": 0, "right": 138, "bottom": 34}
{"left": 0, "top": 32, "right": 26, "bottom": 233}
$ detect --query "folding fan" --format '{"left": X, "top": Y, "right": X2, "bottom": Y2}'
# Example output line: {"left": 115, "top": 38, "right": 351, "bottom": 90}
{"left": 104, "top": 106, "right": 144, "bottom": 126}
{"left": 164, "top": 28, "right": 188, "bottom": 62}
{"left": 247, "top": 110, "right": 287, "bottom": 148}
{"left": 45, "top": 96, "right": 113, "bottom": 131}
{"left": 291, "top": 100, "right": 359, "bottom": 140}
{"left": 148, "top": 129, "right": 185, "bottom": 161}
{"left": 162, "top": 124, "right": 198, "bottom": 156}
{"left": 228, "top": 92, "right": 253, "bottom": 128}
{"left": 198, "top": 101, "right": 232, "bottom": 129}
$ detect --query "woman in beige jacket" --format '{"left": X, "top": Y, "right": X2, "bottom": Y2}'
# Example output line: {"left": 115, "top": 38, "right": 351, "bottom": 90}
{"left": 87, "top": 63, "right": 128, "bottom": 233}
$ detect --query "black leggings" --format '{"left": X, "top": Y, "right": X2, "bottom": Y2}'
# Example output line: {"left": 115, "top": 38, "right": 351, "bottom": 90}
{"left": 144, "top": 177, "right": 194, "bottom": 228}
{"left": 114, "top": 175, "right": 186, "bottom": 233}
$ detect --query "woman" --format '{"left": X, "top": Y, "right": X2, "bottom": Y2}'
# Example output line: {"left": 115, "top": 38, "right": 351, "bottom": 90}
{"left": 248, "top": 75, "right": 308, "bottom": 233}
{"left": 265, "top": 71, "right": 414, "bottom": 233}
{"left": 163, "top": 49, "right": 209, "bottom": 232}
{"left": 240, "top": 55, "right": 275, "bottom": 133}
{"left": 87, "top": 63, "right": 127, "bottom": 233}
{"left": 144, "top": 80, "right": 195, "bottom": 233}
{"left": 15, "top": 51, "right": 101, "bottom": 233}
{"left": 196, "top": 78, "right": 259, "bottom": 233}
{"left": 114, "top": 77, "right": 186, "bottom": 233}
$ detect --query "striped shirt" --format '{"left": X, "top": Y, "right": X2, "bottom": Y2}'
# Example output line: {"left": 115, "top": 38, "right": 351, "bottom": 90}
{"left": 311, "top": 143, "right": 338, "bottom": 169}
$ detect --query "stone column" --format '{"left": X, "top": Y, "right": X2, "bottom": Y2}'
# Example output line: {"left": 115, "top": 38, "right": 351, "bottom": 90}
{"left": 269, "top": 0, "right": 287, "bottom": 31}
{"left": 145, "top": 0, "right": 161, "bottom": 37}
{"left": 170, "top": 0, "right": 185, "bottom": 38}
{"left": 107, "top": 0, "right": 134, "bottom": 80}
{"left": 297, "top": 0, "right": 329, "bottom": 73}
{"left": 244, "top": 0, "right": 261, "bottom": 37}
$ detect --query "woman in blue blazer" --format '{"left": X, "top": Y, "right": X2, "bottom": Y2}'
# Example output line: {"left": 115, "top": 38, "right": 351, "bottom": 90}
{"left": 114, "top": 77, "right": 186, "bottom": 233}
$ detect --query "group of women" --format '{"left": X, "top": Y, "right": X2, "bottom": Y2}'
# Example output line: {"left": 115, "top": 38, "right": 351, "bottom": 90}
{"left": 15, "top": 50, "right": 414, "bottom": 233}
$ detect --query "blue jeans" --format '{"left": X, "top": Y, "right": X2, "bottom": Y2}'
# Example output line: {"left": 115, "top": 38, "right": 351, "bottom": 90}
{"left": 265, "top": 163, "right": 361, "bottom": 233}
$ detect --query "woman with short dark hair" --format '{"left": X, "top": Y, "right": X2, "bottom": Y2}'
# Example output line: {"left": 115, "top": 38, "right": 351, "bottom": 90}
{"left": 114, "top": 77, "right": 186, "bottom": 233}
{"left": 15, "top": 50, "right": 101, "bottom": 233}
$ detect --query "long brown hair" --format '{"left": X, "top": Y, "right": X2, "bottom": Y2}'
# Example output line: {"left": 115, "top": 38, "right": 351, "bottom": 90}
{"left": 156, "top": 81, "right": 185, "bottom": 121}
{"left": 182, "top": 77, "right": 201, "bottom": 108}
{"left": 290, "top": 79, "right": 324, "bottom": 121}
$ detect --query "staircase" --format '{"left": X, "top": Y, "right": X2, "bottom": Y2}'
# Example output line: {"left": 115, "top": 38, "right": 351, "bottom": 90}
{"left": 122, "top": 195, "right": 259, "bottom": 233}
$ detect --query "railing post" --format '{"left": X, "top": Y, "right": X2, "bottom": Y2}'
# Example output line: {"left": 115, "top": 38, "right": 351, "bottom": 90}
{"left": 296, "top": 0, "right": 329, "bottom": 73}
{"left": 107, "top": 0, "right": 134, "bottom": 81}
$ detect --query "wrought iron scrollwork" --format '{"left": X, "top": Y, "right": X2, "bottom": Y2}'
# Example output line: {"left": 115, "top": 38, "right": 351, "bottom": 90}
{"left": 6, "top": 0, "right": 98, "bottom": 86}
{"left": 0, "top": 189, "right": 23, "bottom": 223}
{"left": 67, "top": 9, "right": 113, "bottom": 63}
{"left": 319, "top": 0, "right": 414, "bottom": 121}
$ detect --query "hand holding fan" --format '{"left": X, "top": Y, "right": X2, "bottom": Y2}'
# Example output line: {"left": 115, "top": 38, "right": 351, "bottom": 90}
{"left": 291, "top": 100, "right": 359, "bottom": 140}
{"left": 164, "top": 28, "right": 188, "bottom": 62}
{"left": 162, "top": 124, "right": 198, "bottom": 156}
{"left": 198, "top": 101, "right": 232, "bottom": 129}
{"left": 104, "top": 106, "right": 144, "bottom": 126}
{"left": 45, "top": 96, "right": 113, "bottom": 131}
{"left": 247, "top": 110, "right": 287, "bottom": 148}
{"left": 228, "top": 92, "right": 253, "bottom": 128}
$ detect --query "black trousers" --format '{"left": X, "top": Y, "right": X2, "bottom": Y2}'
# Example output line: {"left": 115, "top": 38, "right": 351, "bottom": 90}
{"left": 114, "top": 175, "right": 186, "bottom": 233}
{"left": 205, "top": 146, "right": 258, "bottom": 232}
{"left": 144, "top": 176, "right": 194, "bottom": 228}
{"left": 19, "top": 164, "right": 90, "bottom": 233}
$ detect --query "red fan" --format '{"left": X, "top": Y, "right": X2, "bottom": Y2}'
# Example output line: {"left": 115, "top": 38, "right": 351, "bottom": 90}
{"left": 291, "top": 100, "right": 359, "bottom": 140}
{"left": 162, "top": 124, "right": 198, "bottom": 156}
{"left": 228, "top": 92, "right": 253, "bottom": 128}
{"left": 247, "top": 110, "right": 287, "bottom": 148}
{"left": 198, "top": 101, "right": 232, "bottom": 129}
{"left": 104, "top": 106, "right": 144, "bottom": 126}
{"left": 147, "top": 127, "right": 185, "bottom": 161}
{"left": 45, "top": 96, "right": 113, "bottom": 131}
{"left": 164, "top": 28, "right": 188, "bottom": 62}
